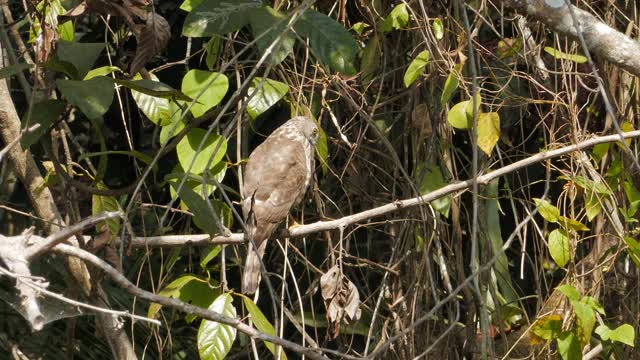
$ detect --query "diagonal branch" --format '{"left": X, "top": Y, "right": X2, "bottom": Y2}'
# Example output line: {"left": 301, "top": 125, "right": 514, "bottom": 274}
{"left": 123, "top": 130, "right": 640, "bottom": 248}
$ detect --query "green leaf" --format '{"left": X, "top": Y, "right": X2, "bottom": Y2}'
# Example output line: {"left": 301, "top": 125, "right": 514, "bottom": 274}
{"left": 533, "top": 198, "right": 560, "bottom": 223}
{"left": 131, "top": 73, "right": 173, "bottom": 125}
{"left": 58, "top": 20, "right": 74, "bottom": 42}
{"left": 148, "top": 275, "right": 218, "bottom": 323}
{"left": 596, "top": 324, "right": 635, "bottom": 346}
{"left": 295, "top": 9, "right": 359, "bottom": 75}
{"left": 544, "top": 47, "right": 587, "bottom": 64}
{"left": 548, "top": 229, "right": 571, "bottom": 268}
{"left": 447, "top": 100, "right": 472, "bottom": 129}
{"left": 584, "top": 195, "right": 602, "bottom": 221}
{"left": 477, "top": 112, "right": 500, "bottom": 155}
{"left": 20, "top": 100, "right": 66, "bottom": 149}
{"left": 403, "top": 50, "right": 430, "bottom": 87}
{"left": 198, "top": 293, "right": 237, "bottom": 360}
{"left": 249, "top": 6, "right": 295, "bottom": 66}
{"left": 441, "top": 63, "right": 462, "bottom": 105}
{"left": 531, "top": 315, "right": 563, "bottom": 340}
{"left": 56, "top": 77, "right": 115, "bottom": 119}
{"left": 360, "top": 34, "right": 381, "bottom": 83}
{"left": 179, "top": 0, "right": 204, "bottom": 12}
{"left": 92, "top": 183, "right": 121, "bottom": 238}
{"left": 0, "top": 63, "right": 33, "bottom": 80}
{"left": 183, "top": 0, "right": 261, "bottom": 37}
{"left": 241, "top": 295, "right": 287, "bottom": 359}
{"left": 115, "top": 78, "right": 193, "bottom": 101}
{"left": 417, "top": 163, "right": 450, "bottom": 217}
{"left": 200, "top": 246, "right": 222, "bottom": 270}
{"left": 558, "top": 216, "right": 590, "bottom": 232}
{"left": 83, "top": 66, "right": 121, "bottom": 80}
{"left": 181, "top": 69, "right": 229, "bottom": 118}
{"left": 41, "top": 58, "right": 79, "bottom": 79}
{"left": 205, "top": 36, "right": 222, "bottom": 70}
{"left": 176, "top": 128, "right": 227, "bottom": 175}
{"left": 351, "top": 22, "right": 369, "bottom": 35}
{"left": 381, "top": 3, "right": 409, "bottom": 32}
{"left": 432, "top": 18, "right": 444, "bottom": 40}
{"left": 581, "top": 296, "right": 605, "bottom": 315}
{"left": 573, "top": 299, "right": 596, "bottom": 346}
{"left": 556, "top": 284, "right": 580, "bottom": 302}
{"left": 557, "top": 331, "right": 582, "bottom": 360}
{"left": 246, "top": 77, "right": 289, "bottom": 120}
{"left": 56, "top": 41, "right": 105, "bottom": 79}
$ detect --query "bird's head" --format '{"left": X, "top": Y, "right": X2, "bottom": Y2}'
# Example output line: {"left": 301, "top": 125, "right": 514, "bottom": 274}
{"left": 290, "top": 116, "right": 319, "bottom": 146}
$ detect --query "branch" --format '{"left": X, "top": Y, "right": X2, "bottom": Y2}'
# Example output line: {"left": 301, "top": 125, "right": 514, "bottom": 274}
{"left": 504, "top": 0, "right": 640, "bottom": 77}
{"left": 124, "top": 130, "right": 640, "bottom": 248}
{"left": 52, "top": 243, "right": 332, "bottom": 360}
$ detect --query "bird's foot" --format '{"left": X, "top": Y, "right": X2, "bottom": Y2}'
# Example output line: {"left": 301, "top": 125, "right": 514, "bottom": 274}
{"left": 288, "top": 218, "right": 302, "bottom": 230}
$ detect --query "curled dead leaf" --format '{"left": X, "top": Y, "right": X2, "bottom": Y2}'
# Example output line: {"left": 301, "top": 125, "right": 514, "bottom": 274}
{"left": 320, "top": 265, "right": 362, "bottom": 339}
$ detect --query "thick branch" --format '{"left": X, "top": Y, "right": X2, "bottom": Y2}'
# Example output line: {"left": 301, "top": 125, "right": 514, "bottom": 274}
{"left": 124, "top": 130, "right": 640, "bottom": 248}
{"left": 504, "top": 0, "right": 640, "bottom": 77}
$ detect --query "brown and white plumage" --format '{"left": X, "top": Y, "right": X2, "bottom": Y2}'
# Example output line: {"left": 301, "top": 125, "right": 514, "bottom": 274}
{"left": 241, "top": 116, "right": 319, "bottom": 294}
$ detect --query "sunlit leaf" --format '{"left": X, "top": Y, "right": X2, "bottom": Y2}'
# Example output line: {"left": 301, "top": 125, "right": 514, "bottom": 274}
{"left": 83, "top": 66, "right": 121, "bottom": 80}
{"left": 198, "top": 293, "right": 237, "bottom": 360}
{"left": 92, "top": 183, "right": 121, "bottom": 238}
{"left": 533, "top": 198, "right": 560, "bottom": 223}
{"left": 351, "top": 22, "right": 369, "bottom": 35}
{"left": 403, "top": 50, "right": 430, "bottom": 87}
{"left": 176, "top": 128, "right": 227, "bottom": 175}
{"left": 477, "top": 112, "right": 500, "bottom": 155}
{"left": 447, "top": 100, "right": 471, "bottom": 129}
{"left": 246, "top": 77, "right": 289, "bottom": 120}
{"left": 531, "top": 315, "right": 563, "bottom": 341}
{"left": 596, "top": 324, "right": 635, "bottom": 346}
{"left": 417, "top": 163, "right": 450, "bottom": 217}
{"left": 131, "top": 73, "right": 172, "bottom": 125}
{"left": 115, "top": 78, "right": 193, "bottom": 101}
{"left": 181, "top": 69, "right": 229, "bottom": 118}
{"left": 432, "top": 18, "right": 444, "bottom": 40}
{"left": 441, "top": 63, "right": 462, "bottom": 105}
{"left": 200, "top": 246, "right": 222, "bottom": 270}
{"left": 572, "top": 300, "right": 595, "bottom": 346}
{"left": 548, "top": 229, "right": 571, "bottom": 268}
{"left": 557, "top": 331, "right": 581, "bottom": 360}
{"left": 544, "top": 46, "right": 587, "bottom": 64}
{"left": 558, "top": 216, "right": 590, "bottom": 232}
{"left": 381, "top": 3, "right": 409, "bottom": 32}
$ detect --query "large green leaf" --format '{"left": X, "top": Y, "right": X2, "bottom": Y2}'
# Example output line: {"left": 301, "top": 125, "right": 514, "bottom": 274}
{"left": 56, "top": 41, "right": 105, "bottom": 79}
{"left": 176, "top": 128, "right": 227, "bottom": 175}
{"left": 198, "top": 293, "right": 237, "bottom": 360}
{"left": 548, "top": 229, "right": 571, "bottom": 268}
{"left": 183, "top": 0, "right": 261, "bottom": 37}
{"left": 572, "top": 300, "right": 595, "bottom": 346}
{"left": 246, "top": 77, "right": 289, "bottom": 120}
{"left": 167, "top": 161, "right": 227, "bottom": 204}
{"left": 441, "top": 63, "right": 462, "bottom": 105}
{"left": 181, "top": 69, "right": 229, "bottom": 118}
{"left": 20, "top": 100, "right": 66, "bottom": 149}
{"left": 159, "top": 102, "right": 188, "bottom": 145}
{"left": 56, "top": 77, "right": 115, "bottom": 119}
{"left": 241, "top": 295, "right": 287, "bottom": 359}
{"left": 249, "top": 6, "right": 295, "bottom": 65}
{"left": 544, "top": 47, "right": 587, "bottom": 64}
{"left": 403, "top": 50, "right": 430, "bottom": 87}
{"left": 148, "top": 274, "right": 218, "bottom": 323}
{"left": 295, "top": 9, "right": 359, "bottom": 75}
{"left": 447, "top": 100, "right": 472, "bottom": 129}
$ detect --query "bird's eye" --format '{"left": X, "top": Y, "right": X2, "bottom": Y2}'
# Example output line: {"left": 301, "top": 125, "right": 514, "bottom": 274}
{"left": 312, "top": 128, "right": 318, "bottom": 135}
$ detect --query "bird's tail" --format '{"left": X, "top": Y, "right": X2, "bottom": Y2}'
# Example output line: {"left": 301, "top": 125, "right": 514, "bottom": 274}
{"left": 242, "top": 240, "right": 267, "bottom": 294}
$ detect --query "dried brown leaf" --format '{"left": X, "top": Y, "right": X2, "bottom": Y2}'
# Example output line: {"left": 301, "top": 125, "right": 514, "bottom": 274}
{"left": 320, "top": 265, "right": 362, "bottom": 339}
{"left": 130, "top": 12, "right": 170, "bottom": 75}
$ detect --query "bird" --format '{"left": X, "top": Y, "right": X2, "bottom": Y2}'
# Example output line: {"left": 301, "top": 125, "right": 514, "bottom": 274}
{"left": 241, "top": 116, "right": 319, "bottom": 294}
